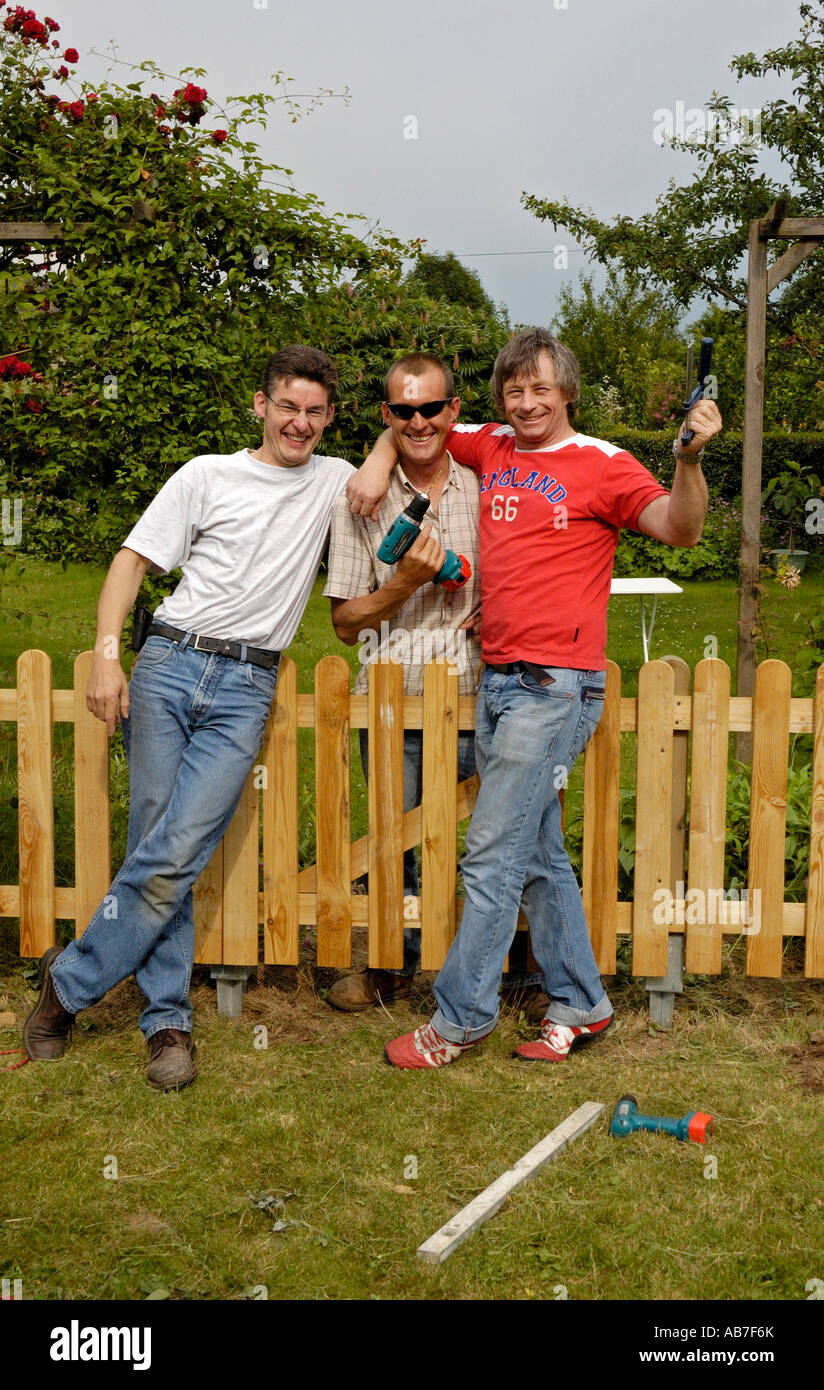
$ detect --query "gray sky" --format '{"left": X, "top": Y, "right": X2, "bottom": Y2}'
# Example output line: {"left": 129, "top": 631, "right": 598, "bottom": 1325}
{"left": 63, "top": 0, "right": 805, "bottom": 323}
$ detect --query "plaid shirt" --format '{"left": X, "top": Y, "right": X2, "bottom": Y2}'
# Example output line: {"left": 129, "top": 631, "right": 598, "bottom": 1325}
{"left": 324, "top": 455, "right": 482, "bottom": 695}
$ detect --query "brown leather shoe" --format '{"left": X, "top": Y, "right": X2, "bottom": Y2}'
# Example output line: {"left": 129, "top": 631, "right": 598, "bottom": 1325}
{"left": 23, "top": 946, "right": 75, "bottom": 1060}
{"left": 502, "top": 987, "right": 551, "bottom": 1025}
{"left": 327, "top": 969, "right": 411, "bottom": 1013}
{"left": 146, "top": 1029, "right": 197, "bottom": 1091}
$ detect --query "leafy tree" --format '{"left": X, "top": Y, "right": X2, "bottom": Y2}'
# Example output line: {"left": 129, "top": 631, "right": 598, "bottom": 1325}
{"left": 301, "top": 279, "right": 509, "bottom": 457}
{"left": 552, "top": 270, "right": 686, "bottom": 429}
{"left": 523, "top": 0, "right": 824, "bottom": 430}
{"left": 404, "top": 251, "right": 499, "bottom": 316}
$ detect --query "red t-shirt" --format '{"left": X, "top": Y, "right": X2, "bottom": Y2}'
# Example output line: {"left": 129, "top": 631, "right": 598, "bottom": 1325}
{"left": 448, "top": 424, "right": 669, "bottom": 670}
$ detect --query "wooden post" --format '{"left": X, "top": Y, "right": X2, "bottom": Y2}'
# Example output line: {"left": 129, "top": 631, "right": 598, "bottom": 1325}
{"left": 736, "top": 218, "right": 768, "bottom": 763}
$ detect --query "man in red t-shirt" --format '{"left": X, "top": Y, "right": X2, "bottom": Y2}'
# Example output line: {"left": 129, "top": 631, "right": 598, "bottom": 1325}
{"left": 347, "top": 328, "right": 721, "bottom": 1069}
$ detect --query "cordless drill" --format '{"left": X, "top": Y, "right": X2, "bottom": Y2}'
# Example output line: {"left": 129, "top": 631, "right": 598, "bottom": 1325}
{"left": 377, "top": 493, "right": 471, "bottom": 591}
{"left": 610, "top": 1094, "right": 714, "bottom": 1145}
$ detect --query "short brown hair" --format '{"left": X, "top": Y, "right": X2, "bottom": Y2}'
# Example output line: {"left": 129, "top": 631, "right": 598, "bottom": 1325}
{"left": 490, "top": 328, "right": 580, "bottom": 421}
{"left": 383, "top": 352, "right": 455, "bottom": 401}
{"left": 260, "top": 345, "right": 338, "bottom": 403}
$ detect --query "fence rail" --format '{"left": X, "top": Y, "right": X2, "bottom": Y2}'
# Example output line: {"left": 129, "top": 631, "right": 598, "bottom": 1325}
{"left": 2, "top": 652, "right": 823, "bottom": 979}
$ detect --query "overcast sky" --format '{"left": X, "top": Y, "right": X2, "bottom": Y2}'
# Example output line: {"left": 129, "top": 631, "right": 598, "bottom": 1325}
{"left": 61, "top": 0, "right": 805, "bottom": 323}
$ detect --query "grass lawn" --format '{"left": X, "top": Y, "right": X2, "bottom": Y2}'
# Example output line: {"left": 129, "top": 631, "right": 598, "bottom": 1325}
{"left": 1, "top": 560, "right": 823, "bottom": 1302}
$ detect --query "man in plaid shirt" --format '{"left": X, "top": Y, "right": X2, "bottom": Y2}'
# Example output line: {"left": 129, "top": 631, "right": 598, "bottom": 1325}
{"left": 324, "top": 352, "right": 482, "bottom": 1010}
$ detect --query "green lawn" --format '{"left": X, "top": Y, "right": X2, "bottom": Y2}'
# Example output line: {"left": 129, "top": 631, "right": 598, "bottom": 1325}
{"left": 1, "top": 561, "right": 823, "bottom": 1302}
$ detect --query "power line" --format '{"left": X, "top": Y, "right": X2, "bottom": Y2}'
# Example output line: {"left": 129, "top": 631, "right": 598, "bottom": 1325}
{"left": 452, "top": 249, "right": 586, "bottom": 258}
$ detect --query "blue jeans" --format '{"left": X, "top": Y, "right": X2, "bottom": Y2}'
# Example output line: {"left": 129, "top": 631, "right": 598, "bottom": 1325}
{"left": 50, "top": 635, "right": 278, "bottom": 1039}
{"left": 432, "top": 665, "right": 612, "bottom": 1043}
{"left": 359, "top": 728, "right": 477, "bottom": 975}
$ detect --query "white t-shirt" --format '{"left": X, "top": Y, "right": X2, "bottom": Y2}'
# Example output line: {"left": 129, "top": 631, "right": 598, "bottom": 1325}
{"left": 123, "top": 448, "right": 355, "bottom": 651}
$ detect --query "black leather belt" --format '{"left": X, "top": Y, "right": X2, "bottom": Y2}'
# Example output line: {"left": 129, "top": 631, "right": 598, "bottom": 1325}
{"left": 147, "top": 621, "right": 280, "bottom": 670}
{"left": 487, "top": 660, "right": 555, "bottom": 685}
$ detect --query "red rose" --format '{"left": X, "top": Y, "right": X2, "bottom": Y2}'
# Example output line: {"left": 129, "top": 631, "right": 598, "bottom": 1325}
{"left": 57, "top": 63, "right": 68, "bottom": 77}
{"left": 45, "top": 16, "right": 59, "bottom": 29}
{"left": 26, "top": 399, "right": 44, "bottom": 413}
{"left": 63, "top": 46, "right": 78, "bottom": 62}
{"left": 211, "top": 129, "right": 228, "bottom": 144}
{"left": 154, "top": 104, "right": 165, "bottom": 118}
{"left": 67, "top": 99, "right": 84, "bottom": 121}
{"left": 87, "top": 91, "right": 97, "bottom": 102}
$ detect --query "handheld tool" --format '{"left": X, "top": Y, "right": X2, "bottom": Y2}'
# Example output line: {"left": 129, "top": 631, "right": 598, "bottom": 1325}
{"left": 609, "top": 1093, "right": 713, "bottom": 1144}
{"left": 377, "top": 493, "right": 471, "bottom": 591}
{"left": 680, "top": 336, "right": 713, "bottom": 447}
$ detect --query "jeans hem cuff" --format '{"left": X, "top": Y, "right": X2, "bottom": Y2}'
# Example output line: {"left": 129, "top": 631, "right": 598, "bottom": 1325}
{"left": 431, "top": 1007, "right": 498, "bottom": 1045}
{"left": 143, "top": 1022, "right": 192, "bottom": 1042}
{"left": 546, "top": 996, "right": 612, "bottom": 1027}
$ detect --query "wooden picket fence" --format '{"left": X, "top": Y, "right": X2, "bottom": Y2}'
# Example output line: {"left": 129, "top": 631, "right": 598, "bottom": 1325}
{"left": 3, "top": 651, "right": 824, "bottom": 979}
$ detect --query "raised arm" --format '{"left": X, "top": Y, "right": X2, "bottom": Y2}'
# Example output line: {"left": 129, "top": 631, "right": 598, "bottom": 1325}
{"left": 635, "top": 399, "right": 721, "bottom": 547}
{"left": 86, "top": 546, "right": 156, "bottom": 736}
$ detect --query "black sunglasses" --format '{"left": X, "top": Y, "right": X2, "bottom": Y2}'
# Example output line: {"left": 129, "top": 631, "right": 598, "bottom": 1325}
{"left": 384, "top": 399, "right": 452, "bottom": 421}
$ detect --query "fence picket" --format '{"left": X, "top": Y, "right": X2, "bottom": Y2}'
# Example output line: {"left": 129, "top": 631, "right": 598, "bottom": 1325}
{"left": 583, "top": 660, "right": 620, "bottom": 973}
{"left": 73, "top": 652, "right": 110, "bottom": 936}
{"left": 17, "top": 650, "right": 54, "bottom": 958}
{"left": 263, "top": 655, "right": 299, "bottom": 965}
{"left": 421, "top": 661, "right": 459, "bottom": 969}
{"left": 194, "top": 845, "right": 223, "bottom": 964}
{"left": 368, "top": 660, "right": 405, "bottom": 970}
{"left": 221, "top": 767, "right": 260, "bottom": 965}
{"left": 805, "top": 664, "right": 824, "bottom": 977}
{"left": 632, "top": 660, "right": 674, "bottom": 976}
{"left": 686, "top": 658, "right": 730, "bottom": 972}
{"left": 747, "top": 661, "right": 791, "bottom": 976}
{"left": 315, "top": 656, "right": 351, "bottom": 967}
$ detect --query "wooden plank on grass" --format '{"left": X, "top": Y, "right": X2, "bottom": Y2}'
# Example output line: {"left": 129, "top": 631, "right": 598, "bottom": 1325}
{"left": 417, "top": 1102, "right": 605, "bottom": 1265}
{"left": 315, "top": 656, "right": 351, "bottom": 967}
{"left": 632, "top": 661, "right": 674, "bottom": 977}
{"left": 685, "top": 658, "right": 730, "bottom": 973}
{"left": 805, "top": 663, "right": 824, "bottom": 977}
{"left": 73, "top": 651, "right": 110, "bottom": 936}
{"left": 221, "top": 767, "right": 260, "bottom": 965}
{"left": 17, "top": 650, "right": 55, "bottom": 958}
{"left": 421, "top": 661, "right": 459, "bottom": 970}
{"left": 263, "top": 656, "right": 299, "bottom": 965}
{"left": 368, "top": 660, "right": 404, "bottom": 970}
{"left": 583, "top": 660, "right": 620, "bottom": 974}
{"left": 747, "top": 660, "right": 791, "bottom": 977}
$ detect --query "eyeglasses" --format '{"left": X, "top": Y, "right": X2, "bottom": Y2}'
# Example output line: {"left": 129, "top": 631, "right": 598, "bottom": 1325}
{"left": 384, "top": 399, "right": 452, "bottom": 421}
{"left": 266, "top": 397, "right": 329, "bottom": 424}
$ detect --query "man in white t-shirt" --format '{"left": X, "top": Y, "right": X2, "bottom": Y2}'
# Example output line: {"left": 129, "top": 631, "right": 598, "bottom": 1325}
{"left": 23, "top": 345, "right": 354, "bottom": 1090}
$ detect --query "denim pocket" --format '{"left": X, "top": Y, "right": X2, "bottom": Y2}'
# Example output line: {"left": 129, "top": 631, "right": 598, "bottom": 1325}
{"left": 244, "top": 661, "right": 279, "bottom": 696}
{"left": 136, "top": 636, "right": 175, "bottom": 667}
{"left": 518, "top": 669, "right": 574, "bottom": 698}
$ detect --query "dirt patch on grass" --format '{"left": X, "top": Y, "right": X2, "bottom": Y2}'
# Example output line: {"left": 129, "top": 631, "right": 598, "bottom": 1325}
{"left": 785, "top": 1031, "right": 824, "bottom": 1093}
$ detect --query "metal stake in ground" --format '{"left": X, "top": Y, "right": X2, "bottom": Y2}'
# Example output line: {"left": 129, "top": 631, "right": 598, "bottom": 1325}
{"left": 416, "top": 1101, "right": 604, "bottom": 1265}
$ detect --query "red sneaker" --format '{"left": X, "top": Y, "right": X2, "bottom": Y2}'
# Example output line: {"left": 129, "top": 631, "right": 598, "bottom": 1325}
{"left": 384, "top": 1020, "right": 482, "bottom": 1070}
{"left": 513, "top": 1014, "right": 613, "bottom": 1062}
